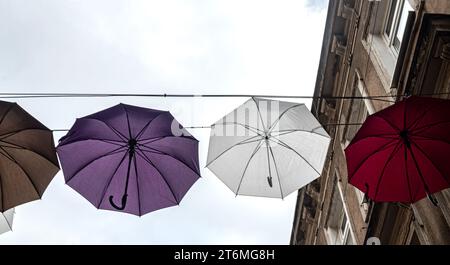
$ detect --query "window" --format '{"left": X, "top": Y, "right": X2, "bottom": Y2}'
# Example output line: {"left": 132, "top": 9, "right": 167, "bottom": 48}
{"left": 325, "top": 177, "right": 356, "bottom": 245}
{"left": 363, "top": 0, "right": 414, "bottom": 90}
{"left": 383, "top": 0, "right": 414, "bottom": 53}
{"left": 343, "top": 74, "right": 373, "bottom": 146}
{"left": 344, "top": 89, "right": 368, "bottom": 143}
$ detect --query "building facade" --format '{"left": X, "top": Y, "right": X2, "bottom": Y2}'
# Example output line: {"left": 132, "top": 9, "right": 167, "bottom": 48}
{"left": 291, "top": 0, "right": 450, "bottom": 245}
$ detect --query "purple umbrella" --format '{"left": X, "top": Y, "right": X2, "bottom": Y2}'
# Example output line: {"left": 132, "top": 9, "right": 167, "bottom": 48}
{"left": 57, "top": 104, "right": 200, "bottom": 216}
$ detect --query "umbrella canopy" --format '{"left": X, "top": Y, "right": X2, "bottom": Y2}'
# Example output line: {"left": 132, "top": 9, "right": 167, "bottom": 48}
{"left": 0, "top": 208, "right": 14, "bottom": 235}
{"left": 0, "top": 101, "right": 59, "bottom": 212}
{"left": 57, "top": 103, "right": 201, "bottom": 216}
{"left": 207, "top": 98, "right": 331, "bottom": 198}
{"left": 345, "top": 96, "right": 450, "bottom": 203}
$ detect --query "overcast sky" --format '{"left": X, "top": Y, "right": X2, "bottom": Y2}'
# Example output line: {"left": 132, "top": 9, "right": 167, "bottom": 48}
{"left": 0, "top": 0, "right": 327, "bottom": 244}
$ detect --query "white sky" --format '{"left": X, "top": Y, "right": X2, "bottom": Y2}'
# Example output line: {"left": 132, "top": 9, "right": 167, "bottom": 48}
{"left": 0, "top": 0, "right": 327, "bottom": 244}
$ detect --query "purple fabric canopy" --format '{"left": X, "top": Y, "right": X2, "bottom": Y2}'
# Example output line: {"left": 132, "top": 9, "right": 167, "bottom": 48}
{"left": 57, "top": 104, "right": 200, "bottom": 216}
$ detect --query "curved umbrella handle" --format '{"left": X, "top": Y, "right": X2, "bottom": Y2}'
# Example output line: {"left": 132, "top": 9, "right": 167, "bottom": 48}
{"left": 109, "top": 194, "right": 128, "bottom": 210}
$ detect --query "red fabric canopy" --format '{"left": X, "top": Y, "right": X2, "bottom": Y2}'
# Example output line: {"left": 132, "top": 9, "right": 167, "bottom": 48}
{"left": 345, "top": 96, "right": 450, "bottom": 203}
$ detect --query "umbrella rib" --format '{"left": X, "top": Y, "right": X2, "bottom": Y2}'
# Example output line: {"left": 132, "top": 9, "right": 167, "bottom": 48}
{"left": 136, "top": 145, "right": 164, "bottom": 155}
{"left": 65, "top": 145, "right": 128, "bottom": 183}
{"left": 213, "top": 122, "right": 263, "bottom": 136}
{"left": 235, "top": 141, "right": 264, "bottom": 195}
{"left": 268, "top": 144, "right": 284, "bottom": 199}
{"left": 408, "top": 144, "right": 432, "bottom": 195}
{"left": 122, "top": 104, "right": 132, "bottom": 139}
{"left": 407, "top": 102, "right": 441, "bottom": 131}
{"left": 139, "top": 135, "right": 196, "bottom": 145}
{"left": 57, "top": 138, "right": 125, "bottom": 147}
{"left": 0, "top": 139, "right": 58, "bottom": 168}
{"left": 411, "top": 135, "right": 450, "bottom": 148}
{"left": 132, "top": 154, "right": 141, "bottom": 216}
{"left": 404, "top": 145, "right": 414, "bottom": 203}
{"left": 265, "top": 141, "right": 272, "bottom": 188}
{"left": 205, "top": 135, "right": 262, "bottom": 167}
{"left": 252, "top": 97, "right": 267, "bottom": 132}
{"left": 83, "top": 117, "right": 128, "bottom": 142}
{"left": 372, "top": 115, "right": 401, "bottom": 132}
{"left": 0, "top": 127, "right": 49, "bottom": 140}
{"left": 214, "top": 122, "right": 262, "bottom": 132}
{"left": 269, "top": 138, "right": 321, "bottom": 175}
{"left": 96, "top": 150, "right": 129, "bottom": 208}
{"left": 132, "top": 136, "right": 165, "bottom": 144}
{"left": 345, "top": 134, "right": 398, "bottom": 149}
{"left": 270, "top": 129, "right": 330, "bottom": 139}
{"left": 268, "top": 104, "right": 303, "bottom": 132}
{"left": 347, "top": 140, "right": 397, "bottom": 182}
{"left": 410, "top": 141, "right": 450, "bottom": 186}
{"left": 137, "top": 145, "right": 201, "bottom": 177}
{"left": 135, "top": 149, "right": 179, "bottom": 204}
{"left": 98, "top": 139, "right": 126, "bottom": 146}
{"left": 0, "top": 146, "right": 41, "bottom": 198}
{"left": 135, "top": 112, "right": 167, "bottom": 140}
{"left": 0, "top": 146, "right": 16, "bottom": 161}
{"left": 0, "top": 103, "right": 16, "bottom": 126}
{"left": 234, "top": 138, "right": 265, "bottom": 146}
{"left": 412, "top": 120, "right": 450, "bottom": 135}
{"left": 373, "top": 141, "right": 402, "bottom": 201}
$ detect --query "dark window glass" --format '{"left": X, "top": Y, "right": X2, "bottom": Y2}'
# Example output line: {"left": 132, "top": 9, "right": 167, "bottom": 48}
{"left": 385, "top": 0, "right": 398, "bottom": 36}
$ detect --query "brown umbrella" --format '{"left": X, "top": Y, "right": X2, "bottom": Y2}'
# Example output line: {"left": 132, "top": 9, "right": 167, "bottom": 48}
{"left": 0, "top": 100, "right": 59, "bottom": 212}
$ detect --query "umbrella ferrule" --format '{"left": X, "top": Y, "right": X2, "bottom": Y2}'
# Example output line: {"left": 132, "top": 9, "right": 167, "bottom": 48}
{"left": 128, "top": 138, "right": 137, "bottom": 154}
{"left": 128, "top": 138, "right": 137, "bottom": 147}
{"left": 400, "top": 130, "right": 411, "bottom": 147}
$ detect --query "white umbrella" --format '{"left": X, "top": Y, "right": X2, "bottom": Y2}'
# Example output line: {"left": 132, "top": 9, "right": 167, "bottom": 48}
{"left": 206, "top": 97, "right": 330, "bottom": 199}
{"left": 0, "top": 208, "right": 14, "bottom": 235}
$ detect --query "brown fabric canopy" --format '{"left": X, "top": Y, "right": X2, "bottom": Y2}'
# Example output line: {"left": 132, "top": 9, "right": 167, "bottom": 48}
{"left": 0, "top": 101, "right": 59, "bottom": 212}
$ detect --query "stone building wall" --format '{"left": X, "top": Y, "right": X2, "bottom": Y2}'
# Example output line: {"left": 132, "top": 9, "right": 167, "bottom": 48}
{"left": 291, "top": 0, "right": 450, "bottom": 245}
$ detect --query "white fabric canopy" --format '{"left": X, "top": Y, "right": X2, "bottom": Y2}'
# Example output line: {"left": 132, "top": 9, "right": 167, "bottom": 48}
{"left": 207, "top": 97, "right": 331, "bottom": 198}
{"left": 0, "top": 208, "right": 14, "bottom": 235}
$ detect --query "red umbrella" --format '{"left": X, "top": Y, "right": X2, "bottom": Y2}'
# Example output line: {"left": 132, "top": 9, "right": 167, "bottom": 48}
{"left": 345, "top": 96, "right": 450, "bottom": 204}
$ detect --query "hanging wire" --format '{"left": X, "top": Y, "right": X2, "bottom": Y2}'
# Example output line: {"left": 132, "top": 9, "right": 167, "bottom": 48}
{"left": 2, "top": 91, "right": 450, "bottom": 101}
{"left": 50, "top": 122, "right": 363, "bottom": 133}
{"left": 0, "top": 92, "right": 400, "bottom": 104}
{"left": 0, "top": 92, "right": 396, "bottom": 99}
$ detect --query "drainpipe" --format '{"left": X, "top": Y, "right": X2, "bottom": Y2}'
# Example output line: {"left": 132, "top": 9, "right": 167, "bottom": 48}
{"left": 313, "top": 0, "right": 363, "bottom": 245}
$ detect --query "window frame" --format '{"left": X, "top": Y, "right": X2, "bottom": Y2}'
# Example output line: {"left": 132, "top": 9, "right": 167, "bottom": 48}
{"left": 336, "top": 173, "right": 357, "bottom": 245}
{"left": 382, "top": 0, "right": 413, "bottom": 55}
{"left": 324, "top": 173, "right": 357, "bottom": 245}
{"left": 342, "top": 71, "right": 375, "bottom": 147}
{"left": 362, "top": 0, "right": 415, "bottom": 92}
